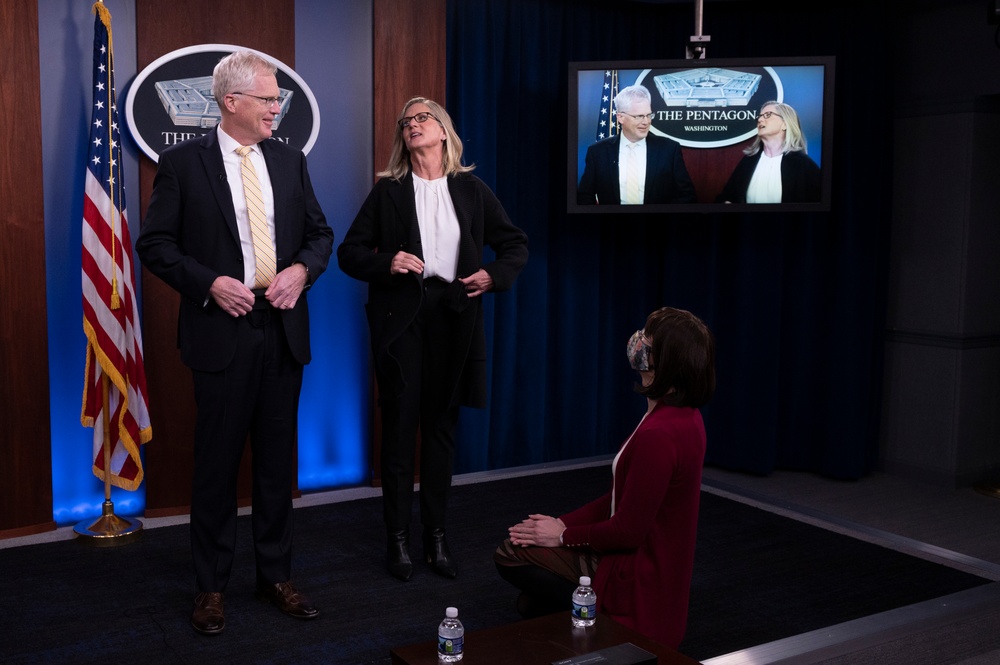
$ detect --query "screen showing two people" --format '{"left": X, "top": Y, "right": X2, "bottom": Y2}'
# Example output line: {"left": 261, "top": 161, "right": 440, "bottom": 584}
{"left": 571, "top": 59, "right": 833, "bottom": 213}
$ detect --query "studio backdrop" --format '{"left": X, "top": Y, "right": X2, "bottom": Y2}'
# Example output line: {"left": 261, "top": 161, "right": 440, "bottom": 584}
{"left": 444, "top": 0, "right": 891, "bottom": 480}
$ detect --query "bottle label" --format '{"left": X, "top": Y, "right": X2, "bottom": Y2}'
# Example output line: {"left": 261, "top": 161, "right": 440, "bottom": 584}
{"left": 438, "top": 634, "right": 464, "bottom": 655}
{"left": 572, "top": 601, "right": 596, "bottom": 620}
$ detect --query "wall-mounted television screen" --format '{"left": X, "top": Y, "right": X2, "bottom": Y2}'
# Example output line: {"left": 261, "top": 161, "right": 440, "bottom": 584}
{"left": 568, "top": 56, "right": 835, "bottom": 214}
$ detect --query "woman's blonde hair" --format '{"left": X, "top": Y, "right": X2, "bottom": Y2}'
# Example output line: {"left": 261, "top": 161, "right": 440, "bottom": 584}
{"left": 744, "top": 100, "right": 809, "bottom": 156}
{"left": 378, "top": 97, "right": 476, "bottom": 181}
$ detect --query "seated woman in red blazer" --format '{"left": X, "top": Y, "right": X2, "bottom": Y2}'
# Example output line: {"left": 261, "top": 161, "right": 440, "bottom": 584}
{"left": 495, "top": 306, "right": 716, "bottom": 648}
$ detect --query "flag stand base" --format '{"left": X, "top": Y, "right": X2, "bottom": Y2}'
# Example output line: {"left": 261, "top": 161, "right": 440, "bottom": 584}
{"left": 74, "top": 500, "right": 142, "bottom": 547}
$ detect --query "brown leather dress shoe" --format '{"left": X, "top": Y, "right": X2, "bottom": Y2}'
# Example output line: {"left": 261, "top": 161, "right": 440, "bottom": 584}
{"left": 191, "top": 591, "right": 225, "bottom": 635}
{"left": 255, "top": 581, "right": 319, "bottom": 620}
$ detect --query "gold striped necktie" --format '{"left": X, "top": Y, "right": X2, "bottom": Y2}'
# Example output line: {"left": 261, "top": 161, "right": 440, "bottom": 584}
{"left": 625, "top": 142, "right": 641, "bottom": 205}
{"left": 236, "top": 145, "right": 276, "bottom": 288}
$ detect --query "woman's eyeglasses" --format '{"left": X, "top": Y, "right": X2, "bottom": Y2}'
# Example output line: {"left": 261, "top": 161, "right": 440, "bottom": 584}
{"left": 398, "top": 112, "right": 437, "bottom": 128}
{"left": 759, "top": 111, "right": 782, "bottom": 120}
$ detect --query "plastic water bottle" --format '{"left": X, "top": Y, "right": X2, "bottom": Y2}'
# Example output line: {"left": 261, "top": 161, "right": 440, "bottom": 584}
{"left": 437, "top": 606, "right": 464, "bottom": 662}
{"left": 571, "top": 576, "right": 597, "bottom": 627}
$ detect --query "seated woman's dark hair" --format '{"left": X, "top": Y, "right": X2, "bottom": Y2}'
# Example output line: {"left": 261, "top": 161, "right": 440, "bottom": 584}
{"left": 638, "top": 307, "right": 716, "bottom": 408}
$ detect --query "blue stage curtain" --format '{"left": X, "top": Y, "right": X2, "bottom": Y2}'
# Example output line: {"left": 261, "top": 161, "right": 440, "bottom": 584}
{"left": 446, "top": 0, "right": 891, "bottom": 480}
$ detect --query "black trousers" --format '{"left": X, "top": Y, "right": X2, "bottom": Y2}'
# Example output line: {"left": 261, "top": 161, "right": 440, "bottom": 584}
{"left": 189, "top": 299, "right": 303, "bottom": 592}
{"left": 377, "top": 278, "right": 461, "bottom": 532}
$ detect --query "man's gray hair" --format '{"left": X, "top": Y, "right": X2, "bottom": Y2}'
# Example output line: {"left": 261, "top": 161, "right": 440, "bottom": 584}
{"left": 211, "top": 50, "right": 277, "bottom": 102}
{"left": 614, "top": 85, "right": 652, "bottom": 114}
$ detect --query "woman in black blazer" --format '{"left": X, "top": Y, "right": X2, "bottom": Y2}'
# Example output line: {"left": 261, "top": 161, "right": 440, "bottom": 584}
{"left": 338, "top": 97, "right": 528, "bottom": 582}
{"left": 717, "top": 100, "right": 821, "bottom": 204}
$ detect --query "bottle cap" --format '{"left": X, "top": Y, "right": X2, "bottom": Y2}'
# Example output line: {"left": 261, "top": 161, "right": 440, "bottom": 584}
{"left": 579, "top": 576, "right": 591, "bottom": 586}
{"left": 446, "top": 607, "right": 458, "bottom": 618}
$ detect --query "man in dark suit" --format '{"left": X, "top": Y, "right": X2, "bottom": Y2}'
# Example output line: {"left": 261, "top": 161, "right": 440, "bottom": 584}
{"left": 136, "top": 51, "right": 333, "bottom": 636}
{"left": 577, "top": 84, "right": 696, "bottom": 205}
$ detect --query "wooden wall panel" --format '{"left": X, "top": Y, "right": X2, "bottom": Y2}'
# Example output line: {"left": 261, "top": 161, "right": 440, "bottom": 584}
{"left": 682, "top": 140, "right": 752, "bottom": 204}
{"left": 373, "top": 0, "right": 447, "bottom": 171}
{"left": 0, "top": 0, "right": 55, "bottom": 537}
{"left": 136, "top": 0, "right": 296, "bottom": 515}
{"left": 370, "top": 0, "right": 447, "bottom": 484}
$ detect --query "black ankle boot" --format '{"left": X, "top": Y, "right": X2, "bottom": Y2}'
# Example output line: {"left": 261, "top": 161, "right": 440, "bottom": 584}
{"left": 423, "top": 527, "right": 457, "bottom": 579}
{"left": 386, "top": 529, "right": 413, "bottom": 581}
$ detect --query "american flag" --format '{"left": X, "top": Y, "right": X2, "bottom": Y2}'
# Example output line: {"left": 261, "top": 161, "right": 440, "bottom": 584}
{"left": 80, "top": 1, "right": 151, "bottom": 492}
{"left": 596, "top": 69, "right": 619, "bottom": 141}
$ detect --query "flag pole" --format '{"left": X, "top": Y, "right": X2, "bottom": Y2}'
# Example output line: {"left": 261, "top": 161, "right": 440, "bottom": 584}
{"left": 74, "top": 374, "right": 143, "bottom": 546}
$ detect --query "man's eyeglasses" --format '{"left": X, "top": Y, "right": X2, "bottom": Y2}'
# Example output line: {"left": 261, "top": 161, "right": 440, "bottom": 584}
{"left": 759, "top": 111, "right": 782, "bottom": 120}
{"left": 620, "top": 112, "right": 655, "bottom": 121}
{"left": 232, "top": 92, "right": 281, "bottom": 106}
{"left": 398, "top": 112, "right": 437, "bottom": 128}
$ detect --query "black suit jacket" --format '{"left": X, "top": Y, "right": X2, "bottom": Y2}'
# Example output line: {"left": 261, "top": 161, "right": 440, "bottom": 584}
{"left": 136, "top": 128, "right": 333, "bottom": 372}
{"left": 577, "top": 133, "right": 696, "bottom": 205}
{"left": 337, "top": 172, "right": 528, "bottom": 408}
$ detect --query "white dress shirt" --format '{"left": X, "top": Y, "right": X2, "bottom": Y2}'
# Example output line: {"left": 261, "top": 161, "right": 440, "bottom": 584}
{"left": 618, "top": 137, "right": 647, "bottom": 205}
{"left": 217, "top": 127, "right": 277, "bottom": 287}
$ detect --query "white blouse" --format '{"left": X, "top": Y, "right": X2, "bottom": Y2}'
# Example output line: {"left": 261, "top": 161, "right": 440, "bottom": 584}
{"left": 746, "top": 152, "right": 784, "bottom": 204}
{"left": 413, "top": 174, "right": 460, "bottom": 282}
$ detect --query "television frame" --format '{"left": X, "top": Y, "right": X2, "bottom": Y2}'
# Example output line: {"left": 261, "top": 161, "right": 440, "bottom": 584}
{"left": 567, "top": 56, "right": 836, "bottom": 214}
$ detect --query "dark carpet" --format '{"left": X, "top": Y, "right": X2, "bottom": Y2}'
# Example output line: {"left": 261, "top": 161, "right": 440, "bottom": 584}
{"left": 0, "top": 466, "right": 990, "bottom": 664}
